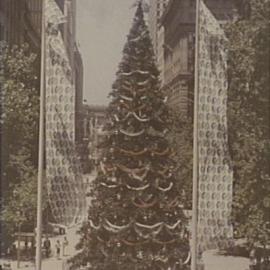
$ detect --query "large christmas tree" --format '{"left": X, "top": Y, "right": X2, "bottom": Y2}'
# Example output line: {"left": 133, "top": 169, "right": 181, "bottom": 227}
{"left": 72, "top": 3, "right": 189, "bottom": 269}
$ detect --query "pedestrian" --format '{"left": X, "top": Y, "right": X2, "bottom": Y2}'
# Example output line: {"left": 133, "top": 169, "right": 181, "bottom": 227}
{"left": 261, "top": 247, "right": 269, "bottom": 270}
{"left": 43, "top": 236, "right": 51, "bottom": 258}
{"left": 255, "top": 247, "right": 262, "bottom": 270}
{"left": 62, "top": 236, "right": 69, "bottom": 256}
{"left": 55, "top": 240, "right": 61, "bottom": 259}
{"left": 249, "top": 245, "right": 257, "bottom": 270}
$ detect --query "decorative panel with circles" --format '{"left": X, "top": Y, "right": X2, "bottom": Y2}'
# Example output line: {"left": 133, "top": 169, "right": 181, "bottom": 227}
{"left": 197, "top": 1, "right": 233, "bottom": 252}
{"left": 45, "top": 1, "right": 87, "bottom": 227}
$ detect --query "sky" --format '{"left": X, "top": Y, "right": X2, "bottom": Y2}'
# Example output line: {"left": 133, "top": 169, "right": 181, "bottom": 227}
{"left": 76, "top": 0, "right": 136, "bottom": 105}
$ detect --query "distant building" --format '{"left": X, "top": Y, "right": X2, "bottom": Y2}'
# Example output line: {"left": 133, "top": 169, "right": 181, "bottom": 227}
{"left": 78, "top": 104, "right": 107, "bottom": 174}
{"left": 159, "top": 0, "right": 235, "bottom": 116}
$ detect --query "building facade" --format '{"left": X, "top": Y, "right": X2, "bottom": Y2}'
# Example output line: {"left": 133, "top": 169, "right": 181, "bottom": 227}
{"left": 148, "top": 0, "right": 169, "bottom": 56}
{"left": 0, "top": 0, "right": 42, "bottom": 52}
{"left": 77, "top": 105, "right": 107, "bottom": 175}
{"left": 0, "top": 0, "right": 9, "bottom": 41}
{"left": 149, "top": 0, "right": 235, "bottom": 117}
{"left": 74, "top": 44, "right": 84, "bottom": 143}
{"left": 148, "top": 0, "right": 169, "bottom": 85}
{"left": 0, "top": 0, "right": 84, "bottom": 165}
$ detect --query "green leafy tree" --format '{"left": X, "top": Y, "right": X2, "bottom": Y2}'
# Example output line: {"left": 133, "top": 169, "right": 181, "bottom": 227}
{"left": 71, "top": 3, "right": 189, "bottom": 270}
{"left": 226, "top": 0, "right": 270, "bottom": 244}
{"left": 0, "top": 43, "right": 40, "bottom": 249}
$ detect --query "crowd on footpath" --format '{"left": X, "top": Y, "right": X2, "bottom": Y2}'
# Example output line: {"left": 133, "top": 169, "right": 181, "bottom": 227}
{"left": 1, "top": 238, "right": 269, "bottom": 270}
{"left": 43, "top": 235, "right": 69, "bottom": 259}
{"left": 0, "top": 236, "right": 69, "bottom": 270}
{"left": 249, "top": 245, "right": 270, "bottom": 270}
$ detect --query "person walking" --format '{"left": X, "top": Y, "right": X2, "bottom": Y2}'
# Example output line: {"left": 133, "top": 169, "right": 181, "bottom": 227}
{"left": 62, "top": 236, "right": 69, "bottom": 257}
{"left": 249, "top": 245, "right": 257, "bottom": 270}
{"left": 43, "top": 237, "right": 51, "bottom": 258}
{"left": 55, "top": 240, "right": 61, "bottom": 260}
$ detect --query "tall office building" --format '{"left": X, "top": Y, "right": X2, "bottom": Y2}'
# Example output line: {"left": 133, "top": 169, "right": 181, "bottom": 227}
{"left": 0, "top": 0, "right": 42, "bottom": 52}
{"left": 148, "top": 0, "right": 169, "bottom": 56}
{"left": 148, "top": 0, "right": 169, "bottom": 85}
{"left": 0, "top": 0, "right": 9, "bottom": 41}
{"left": 0, "top": 0, "right": 84, "bottom": 146}
{"left": 158, "top": 0, "right": 235, "bottom": 116}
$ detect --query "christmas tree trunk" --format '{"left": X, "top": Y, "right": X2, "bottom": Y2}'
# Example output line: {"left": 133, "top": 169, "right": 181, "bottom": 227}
{"left": 71, "top": 2, "right": 189, "bottom": 270}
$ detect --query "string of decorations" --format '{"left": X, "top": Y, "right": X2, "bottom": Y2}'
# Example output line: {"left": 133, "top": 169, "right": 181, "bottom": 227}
{"left": 112, "top": 146, "right": 171, "bottom": 157}
{"left": 157, "top": 182, "right": 173, "bottom": 192}
{"left": 100, "top": 162, "right": 173, "bottom": 181}
{"left": 119, "top": 128, "right": 145, "bottom": 137}
{"left": 113, "top": 112, "right": 150, "bottom": 123}
{"left": 121, "top": 70, "right": 150, "bottom": 76}
{"left": 132, "top": 198, "right": 157, "bottom": 208}
{"left": 89, "top": 219, "right": 182, "bottom": 233}
{"left": 126, "top": 183, "right": 150, "bottom": 191}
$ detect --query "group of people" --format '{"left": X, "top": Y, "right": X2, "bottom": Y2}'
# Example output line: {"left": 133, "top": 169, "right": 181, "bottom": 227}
{"left": 43, "top": 236, "right": 69, "bottom": 259}
{"left": 249, "top": 245, "right": 270, "bottom": 270}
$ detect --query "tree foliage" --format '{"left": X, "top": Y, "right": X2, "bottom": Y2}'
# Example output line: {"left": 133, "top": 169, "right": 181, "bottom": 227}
{"left": 168, "top": 112, "right": 193, "bottom": 210}
{"left": 0, "top": 42, "right": 40, "bottom": 248}
{"left": 71, "top": 4, "right": 189, "bottom": 270}
{"left": 226, "top": 0, "right": 270, "bottom": 244}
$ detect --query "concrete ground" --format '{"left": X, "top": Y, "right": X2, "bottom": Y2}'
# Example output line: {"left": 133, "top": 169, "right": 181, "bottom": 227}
{"left": 203, "top": 250, "right": 249, "bottom": 270}
{"left": 0, "top": 226, "right": 80, "bottom": 270}
{"left": 1, "top": 227, "right": 250, "bottom": 270}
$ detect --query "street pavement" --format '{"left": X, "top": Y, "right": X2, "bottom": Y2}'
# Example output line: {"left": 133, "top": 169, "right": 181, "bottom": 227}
{"left": 203, "top": 250, "right": 249, "bottom": 270}
{"left": 1, "top": 253, "right": 250, "bottom": 270}
{"left": 1, "top": 226, "right": 250, "bottom": 270}
{"left": 0, "top": 226, "right": 80, "bottom": 270}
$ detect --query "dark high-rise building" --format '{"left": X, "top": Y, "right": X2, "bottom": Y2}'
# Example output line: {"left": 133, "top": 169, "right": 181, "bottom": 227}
{"left": 0, "top": 0, "right": 84, "bottom": 153}
{"left": 0, "top": 0, "right": 42, "bottom": 52}
{"left": 0, "top": 0, "right": 8, "bottom": 41}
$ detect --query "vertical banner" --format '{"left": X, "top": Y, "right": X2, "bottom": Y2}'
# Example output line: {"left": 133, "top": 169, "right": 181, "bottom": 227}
{"left": 197, "top": 1, "right": 233, "bottom": 251}
{"left": 45, "top": 0, "right": 86, "bottom": 226}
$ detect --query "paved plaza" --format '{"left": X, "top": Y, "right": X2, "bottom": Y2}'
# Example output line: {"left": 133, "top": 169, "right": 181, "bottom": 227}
{"left": 1, "top": 226, "right": 250, "bottom": 270}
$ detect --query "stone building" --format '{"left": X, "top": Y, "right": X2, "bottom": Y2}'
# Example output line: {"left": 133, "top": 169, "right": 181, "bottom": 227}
{"left": 77, "top": 104, "right": 107, "bottom": 174}
{"left": 149, "top": 0, "right": 235, "bottom": 117}
{"left": 0, "top": 0, "right": 42, "bottom": 51}
{"left": 148, "top": 0, "right": 169, "bottom": 56}
{"left": 148, "top": 0, "right": 169, "bottom": 85}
